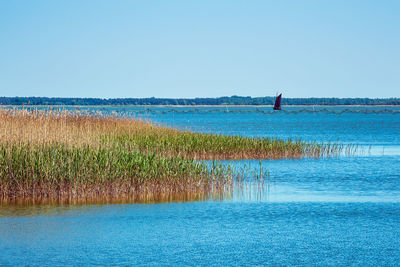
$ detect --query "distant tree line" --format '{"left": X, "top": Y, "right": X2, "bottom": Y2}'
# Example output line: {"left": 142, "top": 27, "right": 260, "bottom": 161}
{"left": 0, "top": 96, "right": 399, "bottom": 106}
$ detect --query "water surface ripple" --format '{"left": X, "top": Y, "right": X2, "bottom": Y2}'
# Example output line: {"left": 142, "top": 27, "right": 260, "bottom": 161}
{"left": 1, "top": 106, "right": 399, "bottom": 266}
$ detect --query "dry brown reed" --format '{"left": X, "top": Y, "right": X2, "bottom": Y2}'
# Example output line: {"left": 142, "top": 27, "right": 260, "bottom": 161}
{"left": 0, "top": 108, "right": 151, "bottom": 147}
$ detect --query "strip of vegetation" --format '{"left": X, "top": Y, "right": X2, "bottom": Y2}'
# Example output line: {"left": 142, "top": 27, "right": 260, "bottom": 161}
{"left": 0, "top": 142, "right": 231, "bottom": 200}
{"left": 107, "top": 132, "right": 341, "bottom": 160}
{"left": 0, "top": 109, "right": 342, "bottom": 201}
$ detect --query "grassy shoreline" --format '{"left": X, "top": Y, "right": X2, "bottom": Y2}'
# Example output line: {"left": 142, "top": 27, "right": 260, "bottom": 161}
{"left": 0, "top": 109, "right": 342, "bottom": 202}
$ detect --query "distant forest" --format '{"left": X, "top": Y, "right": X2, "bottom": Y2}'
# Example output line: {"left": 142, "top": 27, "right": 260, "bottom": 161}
{"left": 1, "top": 96, "right": 399, "bottom": 106}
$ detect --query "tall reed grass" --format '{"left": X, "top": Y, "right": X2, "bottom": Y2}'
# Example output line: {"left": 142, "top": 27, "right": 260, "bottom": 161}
{"left": 0, "top": 142, "right": 232, "bottom": 199}
{"left": 0, "top": 108, "right": 342, "bottom": 202}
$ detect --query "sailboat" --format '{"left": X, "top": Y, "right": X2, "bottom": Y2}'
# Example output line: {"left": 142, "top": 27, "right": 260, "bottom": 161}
{"left": 273, "top": 93, "right": 282, "bottom": 110}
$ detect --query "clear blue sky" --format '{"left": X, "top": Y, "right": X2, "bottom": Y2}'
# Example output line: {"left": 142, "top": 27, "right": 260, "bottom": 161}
{"left": 0, "top": 0, "right": 399, "bottom": 98}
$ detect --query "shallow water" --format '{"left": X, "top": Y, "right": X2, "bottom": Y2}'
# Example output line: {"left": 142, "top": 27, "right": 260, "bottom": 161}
{"left": 1, "top": 202, "right": 399, "bottom": 266}
{"left": 1, "top": 106, "right": 400, "bottom": 266}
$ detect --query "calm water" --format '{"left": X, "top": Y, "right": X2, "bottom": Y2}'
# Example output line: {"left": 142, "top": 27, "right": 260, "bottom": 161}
{"left": 1, "top": 106, "right": 400, "bottom": 266}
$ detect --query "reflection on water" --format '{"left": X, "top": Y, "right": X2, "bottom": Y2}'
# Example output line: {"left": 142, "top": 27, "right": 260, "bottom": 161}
{"left": 0, "top": 191, "right": 227, "bottom": 217}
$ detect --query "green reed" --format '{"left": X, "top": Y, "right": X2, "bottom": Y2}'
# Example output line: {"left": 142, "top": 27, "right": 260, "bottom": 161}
{"left": 104, "top": 131, "right": 344, "bottom": 160}
{"left": 0, "top": 142, "right": 233, "bottom": 199}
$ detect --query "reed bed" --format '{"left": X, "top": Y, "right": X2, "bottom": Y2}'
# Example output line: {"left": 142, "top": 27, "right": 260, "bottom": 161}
{"left": 0, "top": 108, "right": 341, "bottom": 201}
{"left": 109, "top": 132, "right": 342, "bottom": 159}
{"left": 0, "top": 142, "right": 232, "bottom": 199}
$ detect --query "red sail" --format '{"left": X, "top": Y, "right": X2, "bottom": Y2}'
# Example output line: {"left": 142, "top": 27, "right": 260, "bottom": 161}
{"left": 273, "top": 94, "right": 282, "bottom": 110}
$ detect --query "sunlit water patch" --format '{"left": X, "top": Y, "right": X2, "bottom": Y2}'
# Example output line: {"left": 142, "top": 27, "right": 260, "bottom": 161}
{"left": 224, "top": 156, "right": 400, "bottom": 203}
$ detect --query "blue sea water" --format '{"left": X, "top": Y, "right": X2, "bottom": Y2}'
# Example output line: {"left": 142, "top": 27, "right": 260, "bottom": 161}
{"left": 1, "top": 106, "right": 400, "bottom": 266}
